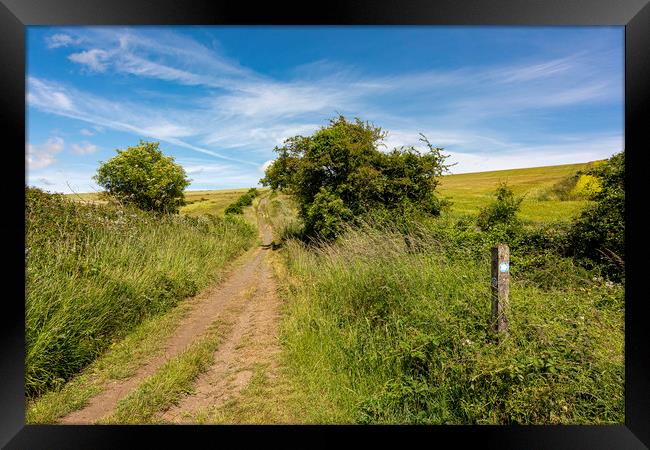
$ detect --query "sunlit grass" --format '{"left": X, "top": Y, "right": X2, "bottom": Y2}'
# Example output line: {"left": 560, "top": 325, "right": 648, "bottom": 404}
{"left": 438, "top": 162, "right": 599, "bottom": 222}
{"left": 26, "top": 188, "right": 257, "bottom": 398}
{"left": 278, "top": 224, "right": 623, "bottom": 424}
{"left": 181, "top": 188, "right": 270, "bottom": 217}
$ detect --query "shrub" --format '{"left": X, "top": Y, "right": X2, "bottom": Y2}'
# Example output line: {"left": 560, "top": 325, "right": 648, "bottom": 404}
{"left": 570, "top": 173, "right": 602, "bottom": 198}
{"left": 94, "top": 141, "right": 190, "bottom": 214}
{"left": 537, "top": 169, "right": 601, "bottom": 202}
{"left": 224, "top": 188, "right": 260, "bottom": 215}
{"left": 476, "top": 182, "right": 524, "bottom": 232}
{"left": 261, "top": 115, "right": 453, "bottom": 240}
{"left": 568, "top": 151, "right": 624, "bottom": 280}
{"left": 304, "top": 187, "right": 354, "bottom": 241}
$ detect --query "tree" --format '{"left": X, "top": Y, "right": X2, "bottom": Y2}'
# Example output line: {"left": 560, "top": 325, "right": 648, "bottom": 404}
{"left": 260, "top": 115, "right": 453, "bottom": 240}
{"left": 94, "top": 141, "right": 190, "bottom": 214}
{"left": 568, "top": 150, "right": 625, "bottom": 280}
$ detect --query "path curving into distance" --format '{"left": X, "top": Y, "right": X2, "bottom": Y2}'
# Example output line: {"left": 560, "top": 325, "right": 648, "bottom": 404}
{"left": 58, "top": 195, "right": 282, "bottom": 424}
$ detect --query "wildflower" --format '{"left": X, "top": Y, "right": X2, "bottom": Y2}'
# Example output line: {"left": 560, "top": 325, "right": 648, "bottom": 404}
{"left": 605, "top": 281, "right": 614, "bottom": 289}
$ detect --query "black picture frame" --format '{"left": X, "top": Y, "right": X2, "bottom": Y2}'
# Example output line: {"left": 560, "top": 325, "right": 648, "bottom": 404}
{"left": 2, "top": 1, "right": 648, "bottom": 448}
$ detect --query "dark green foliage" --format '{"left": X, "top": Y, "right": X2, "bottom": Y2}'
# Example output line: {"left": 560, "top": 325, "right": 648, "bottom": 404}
{"left": 261, "top": 115, "right": 453, "bottom": 240}
{"left": 477, "top": 182, "right": 524, "bottom": 232}
{"left": 224, "top": 188, "right": 259, "bottom": 215}
{"left": 568, "top": 151, "right": 624, "bottom": 280}
{"left": 305, "top": 187, "right": 354, "bottom": 241}
{"left": 94, "top": 141, "right": 190, "bottom": 214}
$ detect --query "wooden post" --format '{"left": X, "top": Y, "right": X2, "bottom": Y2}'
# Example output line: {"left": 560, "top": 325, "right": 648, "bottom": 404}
{"left": 491, "top": 243, "right": 510, "bottom": 336}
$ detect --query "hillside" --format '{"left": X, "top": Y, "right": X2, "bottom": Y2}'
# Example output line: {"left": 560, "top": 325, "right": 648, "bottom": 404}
{"left": 437, "top": 162, "right": 599, "bottom": 222}
{"left": 62, "top": 162, "right": 594, "bottom": 223}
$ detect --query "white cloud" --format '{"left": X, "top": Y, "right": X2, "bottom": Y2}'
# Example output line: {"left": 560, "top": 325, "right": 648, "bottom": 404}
{"left": 27, "top": 165, "right": 103, "bottom": 194}
{"left": 494, "top": 56, "right": 575, "bottom": 83}
{"left": 26, "top": 137, "right": 64, "bottom": 170}
{"left": 27, "top": 78, "right": 74, "bottom": 111}
{"left": 45, "top": 33, "right": 82, "bottom": 49}
{"left": 26, "top": 77, "right": 256, "bottom": 166}
{"left": 139, "top": 123, "right": 196, "bottom": 139}
{"left": 444, "top": 134, "right": 623, "bottom": 174}
{"left": 80, "top": 128, "right": 94, "bottom": 136}
{"left": 68, "top": 49, "right": 110, "bottom": 72}
{"left": 72, "top": 142, "right": 98, "bottom": 155}
{"left": 27, "top": 28, "right": 622, "bottom": 190}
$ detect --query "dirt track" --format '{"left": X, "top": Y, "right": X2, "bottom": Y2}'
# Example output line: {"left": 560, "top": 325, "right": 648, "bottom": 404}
{"left": 58, "top": 197, "right": 282, "bottom": 424}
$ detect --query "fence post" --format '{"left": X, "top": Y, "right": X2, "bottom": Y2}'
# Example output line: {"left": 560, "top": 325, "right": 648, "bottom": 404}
{"left": 491, "top": 243, "right": 510, "bottom": 336}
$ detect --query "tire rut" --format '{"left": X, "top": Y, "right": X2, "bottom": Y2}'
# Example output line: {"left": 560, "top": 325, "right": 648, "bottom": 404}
{"left": 58, "top": 198, "right": 277, "bottom": 424}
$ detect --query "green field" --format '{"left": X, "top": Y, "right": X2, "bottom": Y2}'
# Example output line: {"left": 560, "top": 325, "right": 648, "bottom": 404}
{"left": 437, "top": 162, "right": 598, "bottom": 222}
{"left": 181, "top": 189, "right": 252, "bottom": 217}
{"left": 67, "top": 162, "right": 594, "bottom": 223}
{"left": 66, "top": 188, "right": 269, "bottom": 218}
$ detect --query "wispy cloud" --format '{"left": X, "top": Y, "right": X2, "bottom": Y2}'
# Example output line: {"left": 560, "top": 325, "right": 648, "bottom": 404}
{"left": 26, "top": 137, "right": 64, "bottom": 170}
{"left": 45, "top": 33, "right": 83, "bottom": 49}
{"left": 28, "top": 27, "right": 622, "bottom": 192}
{"left": 71, "top": 141, "right": 99, "bottom": 155}
{"left": 442, "top": 133, "right": 623, "bottom": 174}
{"left": 27, "top": 76, "right": 255, "bottom": 166}
{"left": 68, "top": 49, "right": 110, "bottom": 72}
{"left": 28, "top": 164, "right": 103, "bottom": 194}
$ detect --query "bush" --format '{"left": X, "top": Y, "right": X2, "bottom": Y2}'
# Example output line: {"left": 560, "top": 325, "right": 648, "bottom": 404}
{"left": 94, "top": 141, "right": 190, "bottom": 214}
{"left": 476, "top": 182, "right": 524, "bottom": 232}
{"left": 304, "top": 187, "right": 354, "bottom": 241}
{"left": 224, "top": 188, "right": 260, "bottom": 215}
{"left": 536, "top": 169, "right": 602, "bottom": 202}
{"left": 568, "top": 151, "right": 624, "bottom": 281}
{"left": 261, "top": 115, "right": 453, "bottom": 240}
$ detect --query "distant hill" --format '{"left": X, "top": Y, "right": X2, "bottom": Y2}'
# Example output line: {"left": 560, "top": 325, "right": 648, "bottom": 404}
{"left": 438, "top": 161, "right": 602, "bottom": 222}
{"left": 64, "top": 161, "right": 599, "bottom": 223}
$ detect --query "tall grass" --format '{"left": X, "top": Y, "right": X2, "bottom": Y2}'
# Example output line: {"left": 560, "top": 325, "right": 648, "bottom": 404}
{"left": 278, "top": 220, "right": 624, "bottom": 424}
{"left": 25, "top": 187, "right": 256, "bottom": 397}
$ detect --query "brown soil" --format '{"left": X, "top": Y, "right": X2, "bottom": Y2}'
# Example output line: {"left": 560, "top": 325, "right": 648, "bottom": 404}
{"left": 58, "top": 196, "right": 282, "bottom": 424}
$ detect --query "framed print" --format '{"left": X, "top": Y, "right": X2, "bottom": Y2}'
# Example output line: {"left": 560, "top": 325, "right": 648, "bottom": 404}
{"left": 2, "top": 0, "right": 649, "bottom": 448}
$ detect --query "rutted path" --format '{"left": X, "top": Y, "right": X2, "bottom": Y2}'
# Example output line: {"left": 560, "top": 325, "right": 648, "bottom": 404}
{"left": 58, "top": 196, "right": 282, "bottom": 424}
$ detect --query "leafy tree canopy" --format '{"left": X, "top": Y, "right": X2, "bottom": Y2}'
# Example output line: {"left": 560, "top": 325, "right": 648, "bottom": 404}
{"left": 94, "top": 141, "right": 190, "bottom": 214}
{"left": 261, "top": 115, "right": 453, "bottom": 239}
{"left": 568, "top": 150, "right": 625, "bottom": 280}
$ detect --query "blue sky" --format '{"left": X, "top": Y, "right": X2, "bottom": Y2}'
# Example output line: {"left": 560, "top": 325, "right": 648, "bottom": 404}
{"left": 26, "top": 26, "right": 623, "bottom": 193}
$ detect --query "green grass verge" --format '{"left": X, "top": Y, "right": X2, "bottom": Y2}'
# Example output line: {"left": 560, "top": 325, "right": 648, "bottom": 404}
{"left": 26, "top": 298, "right": 195, "bottom": 423}
{"left": 26, "top": 187, "right": 257, "bottom": 398}
{"left": 277, "top": 223, "right": 623, "bottom": 424}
